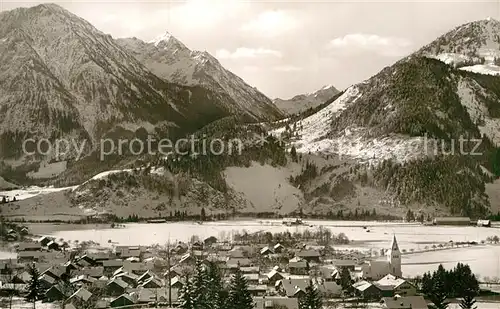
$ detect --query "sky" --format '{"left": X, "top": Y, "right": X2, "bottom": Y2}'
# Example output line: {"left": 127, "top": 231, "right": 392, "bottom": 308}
{"left": 1, "top": 0, "right": 500, "bottom": 99}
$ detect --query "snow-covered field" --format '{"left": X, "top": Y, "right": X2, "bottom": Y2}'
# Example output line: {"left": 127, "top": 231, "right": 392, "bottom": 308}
{"left": 0, "top": 185, "right": 76, "bottom": 201}
{"left": 36, "top": 219, "right": 500, "bottom": 279}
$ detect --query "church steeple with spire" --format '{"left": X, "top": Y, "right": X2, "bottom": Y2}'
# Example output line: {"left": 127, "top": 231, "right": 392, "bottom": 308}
{"left": 387, "top": 235, "right": 402, "bottom": 277}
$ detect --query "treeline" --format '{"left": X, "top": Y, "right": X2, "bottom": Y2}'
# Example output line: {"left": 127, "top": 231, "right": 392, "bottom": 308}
{"left": 232, "top": 227, "right": 349, "bottom": 246}
{"left": 418, "top": 263, "right": 479, "bottom": 309}
{"left": 373, "top": 156, "right": 490, "bottom": 217}
{"left": 304, "top": 208, "right": 400, "bottom": 221}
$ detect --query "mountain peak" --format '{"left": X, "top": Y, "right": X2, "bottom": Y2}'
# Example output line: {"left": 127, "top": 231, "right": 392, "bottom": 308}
{"left": 149, "top": 31, "right": 188, "bottom": 51}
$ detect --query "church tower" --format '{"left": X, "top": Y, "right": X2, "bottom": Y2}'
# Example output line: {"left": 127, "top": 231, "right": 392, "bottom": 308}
{"left": 387, "top": 235, "right": 402, "bottom": 277}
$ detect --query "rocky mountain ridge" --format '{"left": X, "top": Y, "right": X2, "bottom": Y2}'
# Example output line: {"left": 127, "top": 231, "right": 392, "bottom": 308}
{"left": 273, "top": 85, "right": 340, "bottom": 115}
{"left": 0, "top": 3, "right": 282, "bottom": 180}
{"left": 116, "top": 33, "right": 282, "bottom": 122}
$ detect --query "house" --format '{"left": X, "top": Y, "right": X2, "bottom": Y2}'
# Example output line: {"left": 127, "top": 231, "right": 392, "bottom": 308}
{"left": 38, "top": 236, "right": 54, "bottom": 247}
{"left": 191, "top": 240, "right": 204, "bottom": 251}
{"left": 102, "top": 259, "right": 124, "bottom": 272}
{"left": 433, "top": 217, "right": 471, "bottom": 226}
{"left": 260, "top": 247, "right": 273, "bottom": 256}
{"left": 39, "top": 274, "right": 57, "bottom": 289}
{"left": 179, "top": 253, "right": 196, "bottom": 265}
{"left": 375, "top": 274, "right": 417, "bottom": 297}
{"left": 141, "top": 277, "right": 163, "bottom": 288}
{"left": 173, "top": 242, "right": 189, "bottom": 255}
{"left": 110, "top": 293, "right": 135, "bottom": 307}
{"left": 332, "top": 259, "right": 357, "bottom": 271}
{"left": 277, "top": 278, "right": 309, "bottom": 298}
{"left": 248, "top": 284, "right": 267, "bottom": 296}
{"left": 79, "top": 267, "right": 104, "bottom": 279}
{"left": 70, "top": 275, "right": 97, "bottom": 287}
{"left": 253, "top": 296, "right": 299, "bottom": 309}
{"left": 17, "top": 242, "right": 42, "bottom": 252}
{"left": 319, "top": 266, "right": 340, "bottom": 281}
{"left": 267, "top": 269, "right": 284, "bottom": 284}
{"left": 115, "top": 272, "right": 139, "bottom": 287}
{"left": 296, "top": 250, "right": 321, "bottom": 263}
{"left": 273, "top": 243, "right": 285, "bottom": 253}
{"left": 66, "top": 287, "right": 92, "bottom": 305}
{"left": 243, "top": 273, "right": 260, "bottom": 285}
{"left": 106, "top": 278, "right": 128, "bottom": 296}
{"left": 170, "top": 276, "right": 184, "bottom": 289}
{"left": 315, "top": 280, "right": 342, "bottom": 298}
{"left": 137, "top": 270, "right": 156, "bottom": 283}
{"left": 477, "top": 219, "right": 491, "bottom": 227}
{"left": 47, "top": 241, "right": 60, "bottom": 251}
{"left": 45, "top": 285, "right": 68, "bottom": 302}
{"left": 353, "top": 280, "right": 381, "bottom": 300}
{"left": 381, "top": 295, "right": 428, "bottom": 309}
{"left": 42, "top": 265, "right": 66, "bottom": 280}
{"left": 288, "top": 261, "right": 308, "bottom": 275}
{"left": 240, "top": 266, "right": 260, "bottom": 274}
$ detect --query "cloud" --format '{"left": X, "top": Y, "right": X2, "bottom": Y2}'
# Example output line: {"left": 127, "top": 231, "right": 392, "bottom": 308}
{"left": 327, "top": 33, "right": 413, "bottom": 57}
{"left": 241, "top": 10, "right": 299, "bottom": 37}
{"left": 273, "top": 65, "right": 302, "bottom": 72}
{"left": 170, "top": 0, "right": 249, "bottom": 30}
{"left": 216, "top": 47, "right": 282, "bottom": 59}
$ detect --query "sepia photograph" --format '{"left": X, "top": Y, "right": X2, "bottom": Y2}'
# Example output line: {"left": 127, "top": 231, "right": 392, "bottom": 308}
{"left": 0, "top": 0, "right": 500, "bottom": 308}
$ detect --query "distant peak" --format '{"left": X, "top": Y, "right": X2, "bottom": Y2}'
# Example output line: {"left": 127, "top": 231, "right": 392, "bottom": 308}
{"left": 149, "top": 31, "right": 187, "bottom": 50}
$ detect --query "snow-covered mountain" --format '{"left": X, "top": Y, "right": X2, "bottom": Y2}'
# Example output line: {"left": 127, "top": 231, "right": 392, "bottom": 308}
{"left": 272, "top": 18, "right": 500, "bottom": 215}
{"left": 416, "top": 18, "right": 500, "bottom": 75}
{"left": 116, "top": 33, "right": 283, "bottom": 122}
{"left": 273, "top": 85, "right": 340, "bottom": 115}
{"left": 0, "top": 4, "right": 281, "bottom": 168}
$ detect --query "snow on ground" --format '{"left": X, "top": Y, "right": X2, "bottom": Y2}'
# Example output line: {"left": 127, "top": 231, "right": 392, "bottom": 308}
{"left": 224, "top": 162, "right": 303, "bottom": 214}
{"left": 429, "top": 52, "right": 473, "bottom": 65}
{"left": 460, "top": 64, "right": 500, "bottom": 76}
{"left": 271, "top": 86, "right": 436, "bottom": 164}
{"left": 0, "top": 185, "right": 76, "bottom": 201}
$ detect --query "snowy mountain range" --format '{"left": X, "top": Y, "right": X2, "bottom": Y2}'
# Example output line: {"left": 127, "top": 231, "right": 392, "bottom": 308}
{"left": 272, "top": 85, "right": 340, "bottom": 115}
{"left": 116, "top": 33, "right": 282, "bottom": 121}
{"left": 0, "top": 3, "right": 281, "bottom": 167}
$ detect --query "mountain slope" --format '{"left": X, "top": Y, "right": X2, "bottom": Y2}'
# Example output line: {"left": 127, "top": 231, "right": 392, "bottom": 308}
{"left": 273, "top": 85, "right": 340, "bottom": 115}
{"left": 416, "top": 18, "right": 500, "bottom": 75}
{"left": 271, "top": 19, "right": 500, "bottom": 216}
{"left": 0, "top": 4, "right": 280, "bottom": 179}
{"left": 116, "top": 33, "right": 283, "bottom": 122}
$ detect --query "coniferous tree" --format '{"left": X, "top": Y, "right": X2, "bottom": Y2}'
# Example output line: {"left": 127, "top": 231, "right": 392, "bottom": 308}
{"left": 206, "top": 261, "right": 227, "bottom": 309}
{"left": 25, "top": 264, "right": 43, "bottom": 309}
{"left": 192, "top": 261, "right": 209, "bottom": 309}
{"left": 428, "top": 266, "right": 449, "bottom": 309}
{"left": 179, "top": 278, "right": 195, "bottom": 309}
{"left": 228, "top": 268, "right": 253, "bottom": 309}
{"left": 340, "top": 267, "right": 352, "bottom": 295}
{"left": 299, "top": 280, "right": 322, "bottom": 309}
{"left": 459, "top": 291, "right": 477, "bottom": 309}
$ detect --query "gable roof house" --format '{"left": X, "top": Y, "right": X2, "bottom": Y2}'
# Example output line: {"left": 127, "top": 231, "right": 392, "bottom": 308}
{"left": 253, "top": 296, "right": 299, "bottom": 309}
{"left": 17, "top": 242, "right": 42, "bottom": 252}
{"left": 381, "top": 296, "right": 428, "bottom": 309}
{"left": 288, "top": 261, "right": 308, "bottom": 275}
{"left": 106, "top": 278, "right": 129, "bottom": 296}
{"left": 296, "top": 250, "right": 321, "bottom": 263}
{"left": 110, "top": 293, "right": 136, "bottom": 308}
{"left": 353, "top": 280, "right": 381, "bottom": 300}
{"left": 375, "top": 274, "right": 417, "bottom": 297}
{"left": 65, "top": 287, "right": 93, "bottom": 307}
{"left": 277, "top": 278, "right": 309, "bottom": 298}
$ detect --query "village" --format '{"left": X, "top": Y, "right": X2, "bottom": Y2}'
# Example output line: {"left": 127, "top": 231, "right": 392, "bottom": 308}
{"left": 0, "top": 219, "right": 492, "bottom": 309}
